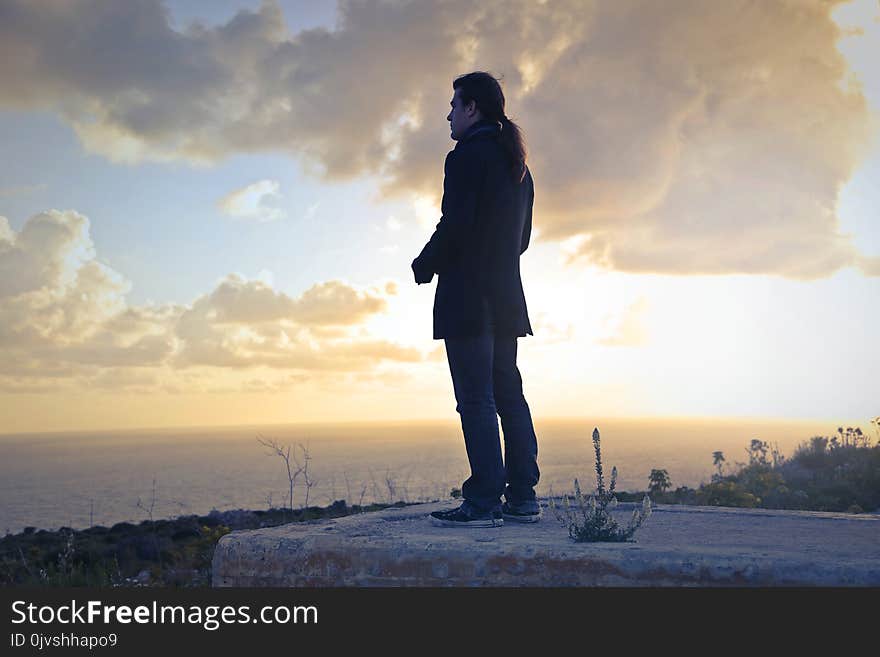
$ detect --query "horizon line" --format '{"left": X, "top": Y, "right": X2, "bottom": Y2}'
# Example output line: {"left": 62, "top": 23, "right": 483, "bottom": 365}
{"left": 0, "top": 412, "right": 872, "bottom": 438}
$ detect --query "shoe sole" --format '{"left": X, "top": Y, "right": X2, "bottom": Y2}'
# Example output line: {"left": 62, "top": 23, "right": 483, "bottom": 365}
{"left": 429, "top": 516, "right": 503, "bottom": 528}
{"left": 502, "top": 511, "right": 542, "bottom": 523}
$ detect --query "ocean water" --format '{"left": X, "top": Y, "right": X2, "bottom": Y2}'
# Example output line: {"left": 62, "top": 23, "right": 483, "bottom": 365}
{"left": 0, "top": 416, "right": 853, "bottom": 534}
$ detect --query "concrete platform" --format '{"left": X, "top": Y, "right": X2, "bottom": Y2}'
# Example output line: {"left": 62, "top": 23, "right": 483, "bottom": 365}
{"left": 211, "top": 500, "right": 880, "bottom": 587}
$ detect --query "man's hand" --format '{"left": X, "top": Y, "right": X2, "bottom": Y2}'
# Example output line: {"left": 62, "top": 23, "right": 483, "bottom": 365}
{"left": 412, "top": 257, "right": 434, "bottom": 285}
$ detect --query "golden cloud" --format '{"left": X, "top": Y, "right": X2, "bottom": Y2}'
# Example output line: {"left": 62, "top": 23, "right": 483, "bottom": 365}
{"left": 0, "top": 210, "right": 419, "bottom": 392}
{"left": 0, "top": 0, "right": 876, "bottom": 278}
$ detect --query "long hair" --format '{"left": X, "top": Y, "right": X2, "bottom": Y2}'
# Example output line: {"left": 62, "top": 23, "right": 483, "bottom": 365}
{"left": 453, "top": 71, "right": 527, "bottom": 184}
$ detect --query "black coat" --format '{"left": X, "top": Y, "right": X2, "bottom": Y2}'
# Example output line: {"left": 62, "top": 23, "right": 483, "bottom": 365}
{"left": 412, "top": 118, "right": 534, "bottom": 340}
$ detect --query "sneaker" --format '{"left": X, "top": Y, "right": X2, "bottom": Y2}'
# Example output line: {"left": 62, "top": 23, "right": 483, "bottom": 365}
{"left": 502, "top": 501, "right": 542, "bottom": 523}
{"left": 429, "top": 504, "right": 503, "bottom": 528}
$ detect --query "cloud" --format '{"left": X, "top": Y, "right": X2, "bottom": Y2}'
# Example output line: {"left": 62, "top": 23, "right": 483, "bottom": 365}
{"left": 170, "top": 274, "right": 400, "bottom": 369}
{"left": 855, "top": 253, "right": 880, "bottom": 276}
{"left": 598, "top": 297, "right": 651, "bottom": 347}
{"left": 0, "top": 211, "right": 183, "bottom": 381}
{"left": 426, "top": 344, "right": 445, "bottom": 362}
{"left": 289, "top": 279, "right": 389, "bottom": 325}
{"left": 0, "top": 209, "right": 420, "bottom": 392}
{"left": 529, "top": 311, "right": 576, "bottom": 345}
{"left": 217, "top": 179, "right": 287, "bottom": 222}
{"left": 0, "top": 211, "right": 109, "bottom": 300}
{"left": 0, "top": 0, "right": 877, "bottom": 277}
{"left": 303, "top": 201, "right": 320, "bottom": 221}
{"left": 238, "top": 373, "right": 310, "bottom": 394}
{"left": 87, "top": 367, "right": 161, "bottom": 392}
{"left": 0, "top": 183, "right": 47, "bottom": 198}
{"left": 351, "top": 368, "right": 414, "bottom": 386}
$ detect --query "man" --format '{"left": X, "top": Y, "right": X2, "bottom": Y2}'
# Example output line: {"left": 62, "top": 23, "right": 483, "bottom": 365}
{"left": 412, "top": 71, "right": 541, "bottom": 528}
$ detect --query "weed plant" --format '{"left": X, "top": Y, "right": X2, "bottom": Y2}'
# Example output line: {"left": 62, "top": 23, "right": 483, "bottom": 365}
{"left": 549, "top": 427, "right": 652, "bottom": 542}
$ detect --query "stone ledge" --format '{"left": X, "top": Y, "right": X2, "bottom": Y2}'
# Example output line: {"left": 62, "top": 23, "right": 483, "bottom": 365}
{"left": 211, "top": 500, "right": 880, "bottom": 587}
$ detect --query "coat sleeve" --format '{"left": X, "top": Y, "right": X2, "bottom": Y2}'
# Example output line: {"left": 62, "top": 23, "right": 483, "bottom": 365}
{"left": 521, "top": 174, "right": 533, "bottom": 255}
{"left": 412, "top": 149, "right": 482, "bottom": 276}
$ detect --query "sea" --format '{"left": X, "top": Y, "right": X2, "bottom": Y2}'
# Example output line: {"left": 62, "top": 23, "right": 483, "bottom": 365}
{"left": 0, "top": 415, "right": 860, "bottom": 535}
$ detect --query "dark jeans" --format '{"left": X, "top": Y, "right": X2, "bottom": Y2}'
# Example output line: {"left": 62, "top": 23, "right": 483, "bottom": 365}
{"left": 444, "top": 320, "right": 540, "bottom": 515}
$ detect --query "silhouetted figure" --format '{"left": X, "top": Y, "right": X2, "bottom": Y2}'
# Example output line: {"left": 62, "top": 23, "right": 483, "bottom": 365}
{"left": 412, "top": 71, "right": 541, "bottom": 527}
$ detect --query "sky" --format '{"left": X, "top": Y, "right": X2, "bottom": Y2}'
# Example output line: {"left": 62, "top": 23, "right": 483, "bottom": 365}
{"left": 0, "top": 0, "right": 878, "bottom": 434}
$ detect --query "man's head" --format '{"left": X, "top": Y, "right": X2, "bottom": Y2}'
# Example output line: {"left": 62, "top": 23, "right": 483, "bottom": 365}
{"left": 447, "top": 87, "right": 482, "bottom": 141}
{"left": 447, "top": 71, "right": 528, "bottom": 183}
{"left": 448, "top": 71, "right": 506, "bottom": 141}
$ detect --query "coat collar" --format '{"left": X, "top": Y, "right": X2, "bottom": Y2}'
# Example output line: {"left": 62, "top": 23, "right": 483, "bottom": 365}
{"left": 458, "top": 118, "right": 501, "bottom": 144}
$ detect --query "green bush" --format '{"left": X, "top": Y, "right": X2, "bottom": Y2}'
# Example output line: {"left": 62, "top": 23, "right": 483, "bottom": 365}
{"left": 663, "top": 419, "right": 880, "bottom": 513}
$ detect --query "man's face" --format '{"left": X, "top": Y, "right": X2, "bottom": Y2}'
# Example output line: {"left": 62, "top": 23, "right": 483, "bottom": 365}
{"left": 447, "top": 88, "right": 480, "bottom": 141}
